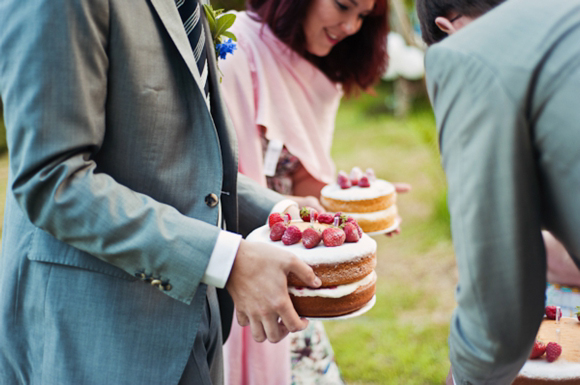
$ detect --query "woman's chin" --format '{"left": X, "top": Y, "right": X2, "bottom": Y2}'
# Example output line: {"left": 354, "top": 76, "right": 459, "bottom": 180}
{"left": 306, "top": 45, "right": 333, "bottom": 57}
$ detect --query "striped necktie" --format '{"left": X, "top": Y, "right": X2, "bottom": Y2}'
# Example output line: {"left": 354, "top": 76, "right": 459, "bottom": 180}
{"left": 176, "top": 0, "right": 210, "bottom": 107}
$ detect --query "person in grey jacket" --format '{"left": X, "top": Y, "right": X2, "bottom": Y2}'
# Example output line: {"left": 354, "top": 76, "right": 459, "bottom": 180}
{"left": 0, "top": 0, "right": 320, "bottom": 384}
{"left": 416, "top": 0, "right": 580, "bottom": 383}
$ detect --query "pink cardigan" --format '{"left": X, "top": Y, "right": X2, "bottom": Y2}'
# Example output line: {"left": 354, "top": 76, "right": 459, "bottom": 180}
{"left": 219, "top": 11, "right": 342, "bottom": 385}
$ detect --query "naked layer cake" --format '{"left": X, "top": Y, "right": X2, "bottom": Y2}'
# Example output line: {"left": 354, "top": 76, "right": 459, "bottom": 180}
{"left": 320, "top": 167, "right": 397, "bottom": 233}
{"left": 246, "top": 215, "right": 377, "bottom": 318}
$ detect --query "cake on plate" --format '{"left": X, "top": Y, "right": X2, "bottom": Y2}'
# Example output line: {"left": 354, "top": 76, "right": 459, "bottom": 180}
{"left": 513, "top": 317, "right": 580, "bottom": 384}
{"left": 247, "top": 213, "right": 377, "bottom": 318}
{"left": 320, "top": 167, "right": 398, "bottom": 234}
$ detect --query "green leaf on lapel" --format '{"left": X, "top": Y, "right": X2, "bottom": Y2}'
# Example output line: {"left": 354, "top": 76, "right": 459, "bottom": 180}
{"left": 215, "top": 14, "right": 236, "bottom": 43}
{"left": 222, "top": 31, "right": 237, "bottom": 42}
{"left": 203, "top": 5, "right": 218, "bottom": 37}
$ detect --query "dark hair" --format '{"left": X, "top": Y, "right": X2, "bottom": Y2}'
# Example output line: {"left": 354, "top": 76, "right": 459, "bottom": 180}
{"left": 247, "top": 0, "right": 389, "bottom": 95}
{"left": 416, "top": 0, "right": 505, "bottom": 45}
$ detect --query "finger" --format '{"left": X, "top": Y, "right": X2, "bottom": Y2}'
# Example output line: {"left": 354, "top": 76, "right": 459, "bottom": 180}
{"left": 249, "top": 317, "right": 267, "bottom": 343}
{"left": 284, "top": 204, "right": 300, "bottom": 220}
{"left": 389, "top": 224, "right": 401, "bottom": 235}
{"left": 275, "top": 322, "right": 290, "bottom": 342}
{"left": 263, "top": 315, "right": 288, "bottom": 343}
{"left": 306, "top": 197, "right": 326, "bottom": 214}
{"left": 312, "top": 203, "right": 325, "bottom": 214}
{"left": 236, "top": 309, "right": 250, "bottom": 327}
{"left": 277, "top": 318, "right": 290, "bottom": 337}
{"left": 394, "top": 182, "right": 412, "bottom": 194}
{"left": 286, "top": 256, "right": 321, "bottom": 288}
{"left": 278, "top": 301, "right": 309, "bottom": 333}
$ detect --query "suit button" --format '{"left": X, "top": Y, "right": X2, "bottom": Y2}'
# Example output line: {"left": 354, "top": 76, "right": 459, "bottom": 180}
{"left": 151, "top": 279, "right": 162, "bottom": 287}
{"left": 205, "top": 193, "right": 219, "bottom": 208}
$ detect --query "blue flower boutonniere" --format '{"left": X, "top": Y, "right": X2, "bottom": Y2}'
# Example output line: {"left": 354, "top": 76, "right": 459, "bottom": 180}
{"left": 203, "top": 4, "right": 237, "bottom": 80}
{"left": 216, "top": 38, "right": 237, "bottom": 60}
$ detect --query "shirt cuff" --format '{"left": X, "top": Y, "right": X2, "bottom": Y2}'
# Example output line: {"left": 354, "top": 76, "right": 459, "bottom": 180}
{"left": 202, "top": 199, "right": 296, "bottom": 288}
{"left": 201, "top": 230, "right": 242, "bottom": 288}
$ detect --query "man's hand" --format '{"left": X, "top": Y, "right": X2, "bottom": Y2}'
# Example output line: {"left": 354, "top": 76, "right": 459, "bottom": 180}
{"left": 226, "top": 239, "right": 321, "bottom": 343}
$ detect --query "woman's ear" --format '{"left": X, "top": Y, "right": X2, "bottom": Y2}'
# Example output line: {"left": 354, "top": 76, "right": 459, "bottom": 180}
{"left": 434, "top": 16, "right": 457, "bottom": 35}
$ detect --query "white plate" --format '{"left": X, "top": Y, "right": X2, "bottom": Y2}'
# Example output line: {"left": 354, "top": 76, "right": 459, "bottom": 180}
{"left": 305, "top": 295, "right": 376, "bottom": 321}
{"left": 365, "top": 218, "right": 401, "bottom": 237}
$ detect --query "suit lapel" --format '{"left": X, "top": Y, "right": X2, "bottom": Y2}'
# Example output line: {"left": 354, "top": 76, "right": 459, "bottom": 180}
{"left": 202, "top": 13, "right": 238, "bottom": 173}
{"left": 149, "top": 0, "right": 209, "bottom": 112}
{"left": 200, "top": 10, "right": 240, "bottom": 231}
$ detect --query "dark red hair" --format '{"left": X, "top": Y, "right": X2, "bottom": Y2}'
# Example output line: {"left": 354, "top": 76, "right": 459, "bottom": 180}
{"left": 247, "top": 0, "right": 389, "bottom": 95}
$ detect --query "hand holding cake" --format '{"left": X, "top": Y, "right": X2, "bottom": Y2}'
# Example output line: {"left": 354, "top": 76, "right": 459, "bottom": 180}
{"left": 226, "top": 239, "right": 321, "bottom": 343}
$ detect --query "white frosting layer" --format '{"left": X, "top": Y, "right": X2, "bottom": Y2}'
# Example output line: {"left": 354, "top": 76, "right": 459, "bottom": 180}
{"left": 289, "top": 271, "right": 376, "bottom": 298}
{"left": 343, "top": 205, "right": 397, "bottom": 221}
{"left": 246, "top": 223, "right": 377, "bottom": 265}
{"left": 519, "top": 359, "right": 580, "bottom": 380}
{"left": 321, "top": 179, "right": 394, "bottom": 201}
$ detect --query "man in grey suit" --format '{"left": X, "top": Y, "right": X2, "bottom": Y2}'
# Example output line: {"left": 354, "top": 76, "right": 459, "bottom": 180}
{"left": 0, "top": 0, "right": 321, "bottom": 384}
{"left": 416, "top": 0, "right": 580, "bottom": 383}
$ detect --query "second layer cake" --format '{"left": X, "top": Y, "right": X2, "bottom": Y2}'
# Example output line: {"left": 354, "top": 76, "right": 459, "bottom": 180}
{"left": 320, "top": 179, "right": 398, "bottom": 233}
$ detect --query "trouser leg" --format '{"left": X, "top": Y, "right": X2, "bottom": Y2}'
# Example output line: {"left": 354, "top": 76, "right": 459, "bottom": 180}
{"left": 178, "top": 287, "right": 223, "bottom": 385}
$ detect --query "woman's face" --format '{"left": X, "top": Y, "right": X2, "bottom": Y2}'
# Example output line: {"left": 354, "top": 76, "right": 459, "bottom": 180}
{"left": 303, "top": 0, "right": 376, "bottom": 57}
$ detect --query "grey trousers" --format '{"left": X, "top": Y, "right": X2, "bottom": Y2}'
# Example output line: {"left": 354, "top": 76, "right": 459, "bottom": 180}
{"left": 179, "top": 286, "right": 224, "bottom": 385}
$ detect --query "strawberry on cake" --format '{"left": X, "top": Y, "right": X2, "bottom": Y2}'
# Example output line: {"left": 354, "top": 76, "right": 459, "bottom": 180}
{"left": 320, "top": 167, "right": 398, "bottom": 234}
{"left": 247, "top": 210, "right": 377, "bottom": 318}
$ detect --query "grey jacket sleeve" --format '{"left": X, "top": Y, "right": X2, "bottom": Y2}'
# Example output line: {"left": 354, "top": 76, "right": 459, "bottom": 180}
{"left": 0, "top": 0, "right": 221, "bottom": 305}
{"left": 426, "top": 46, "right": 546, "bottom": 384}
{"left": 237, "top": 173, "right": 283, "bottom": 238}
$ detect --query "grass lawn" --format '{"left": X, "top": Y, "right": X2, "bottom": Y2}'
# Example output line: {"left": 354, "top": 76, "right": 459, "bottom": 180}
{"left": 0, "top": 80, "right": 458, "bottom": 384}
{"left": 324, "top": 81, "right": 457, "bottom": 385}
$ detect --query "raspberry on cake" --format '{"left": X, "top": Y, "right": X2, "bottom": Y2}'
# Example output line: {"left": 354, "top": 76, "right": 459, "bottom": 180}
{"left": 320, "top": 167, "right": 398, "bottom": 234}
{"left": 246, "top": 216, "right": 377, "bottom": 318}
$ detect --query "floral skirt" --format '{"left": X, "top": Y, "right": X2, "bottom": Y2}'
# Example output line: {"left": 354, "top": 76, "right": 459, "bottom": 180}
{"left": 290, "top": 321, "right": 345, "bottom": 385}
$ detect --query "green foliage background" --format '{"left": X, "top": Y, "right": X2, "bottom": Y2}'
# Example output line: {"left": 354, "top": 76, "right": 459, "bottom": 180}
{"left": 321, "top": 82, "right": 455, "bottom": 384}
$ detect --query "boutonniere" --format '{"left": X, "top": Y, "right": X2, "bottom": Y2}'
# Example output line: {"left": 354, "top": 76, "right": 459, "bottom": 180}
{"left": 203, "top": 4, "right": 237, "bottom": 81}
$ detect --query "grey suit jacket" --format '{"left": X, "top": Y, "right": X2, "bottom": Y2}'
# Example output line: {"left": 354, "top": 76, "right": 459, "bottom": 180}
{"left": 0, "top": 0, "right": 282, "bottom": 383}
{"left": 425, "top": 0, "right": 580, "bottom": 383}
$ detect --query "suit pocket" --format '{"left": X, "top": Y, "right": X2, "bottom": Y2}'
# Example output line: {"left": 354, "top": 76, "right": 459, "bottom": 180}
{"left": 27, "top": 229, "right": 136, "bottom": 282}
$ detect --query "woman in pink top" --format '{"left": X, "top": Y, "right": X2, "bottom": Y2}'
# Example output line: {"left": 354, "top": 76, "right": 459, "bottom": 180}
{"left": 220, "top": 0, "right": 390, "bottom": 383}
